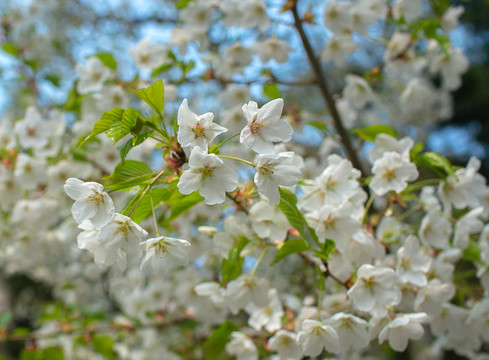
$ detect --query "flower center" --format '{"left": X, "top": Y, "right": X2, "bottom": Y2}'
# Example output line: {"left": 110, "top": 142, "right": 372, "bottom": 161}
{"left": 200, "top": 167, "right": 214, "bottom": 180}
{"left": 193, "top": 122, "right": 206, "bottom": 138}
{"left": 250, "top": 114, "right": 263, "bottom": 134}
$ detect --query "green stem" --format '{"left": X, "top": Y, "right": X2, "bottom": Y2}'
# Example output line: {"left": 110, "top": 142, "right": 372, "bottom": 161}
{"left": 218, "top": 155, "right": 256, "bottom": 167}
{"left": 150, "top": 189, "right": 160, "bottom": 237}
{"left": 212, "top": 132, "right": 240, "bottom": 152}
{"left": 251, "top": 247, "right": 269, "bottom": 276}
{"left": 363, "top": 192, "right": 375, "bottom": 224}
{"left": 128, "top": 169, "right": 166, "bottom": 218}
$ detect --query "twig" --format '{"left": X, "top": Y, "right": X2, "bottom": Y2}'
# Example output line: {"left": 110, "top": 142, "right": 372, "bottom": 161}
{"left": 290, "top": 2, "right": 365, "bottom": 175}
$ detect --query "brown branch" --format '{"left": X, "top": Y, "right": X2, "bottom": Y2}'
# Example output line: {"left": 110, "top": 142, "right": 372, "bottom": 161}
{"left": 298, "top": 253, "right": 350, "bottom": 289}
{"left": 290, "top": 2, "right": 365, "bottom": 175}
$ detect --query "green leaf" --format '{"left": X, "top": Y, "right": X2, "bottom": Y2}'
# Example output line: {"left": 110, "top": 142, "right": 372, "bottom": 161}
{"left": 263, "top": 83, "right": 281, "bottom": 99}
{"left": 182, "top": 60, "right": 195, "bottom": 75}
{"left": 118, "top": 131, "right": 154, "bottom": 165}
{"left": 106, "top": 108, "right": 138, "bottom": 143}
{"left": 127, "top": 188, "right": 172, "bottom": 223}
{"left": 133, "top": 80, "right": 164, "bottom": 115}
{"left": 93, "top": 335, "right": 115, "bottom": 360}
{"left": 271, "top": 239, "right": 310, "bottom": 265}
{"left": 24, "top": 59, "right": 38, "bottom": 70}
{"left": 410, "top": 143, "right": 423, "bottom": 160}
{"left": 65, "top": 87, "right": 83, "bottom": 112}
{"left": 80, "top": 108, "right": 124, "bottom": 145}
{"left": 45, "top": 74, "right": 61, "bottom": 87}
{"left": 312, "top": 239, "right": 336, "bottom": 260}
{"left": 151, "top": 63, "right": 172, "bottom": 78}
{"left": 353, "top": 124, "right": 397, "bottom": 142}
{"left": 1, "top": 42, "right": 18, "bottom": 56}
{"left": 91, "top": 52, "right": 117, "bottom": 70}
{"left": 20, "top": 349, "right": 42, "bottom": 360}
{"left": 107, "top": 160, "right": 153, "bottom": 189}
{"left": 277, "top": 188, "right": 318, "bottom": 245}
{"left": 41, "top": 347, "right": 64, "bottom": 360}
{"left": 221, "top": 237, "right": 249, "bottom": 285}
{"left": 166, "top": 191, "right": 204, "bottom": 222}
{"left": 463, "top": 240, "right": 482, "bottom": 265}
{"left": 414, "top": 152, "right": 455, "bottom": 178}
{"left": 0, "top": 312, "right": 12, "bottom": 327}
{"left": 203, "top": 321, "right": 238, "bottom": 360}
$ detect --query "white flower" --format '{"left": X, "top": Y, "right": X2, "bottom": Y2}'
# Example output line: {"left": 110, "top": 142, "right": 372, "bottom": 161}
{"left": 347, "top": 264, "right": 401, "bottom": 314}
{"left": 64, "top": 177, "right": 114, "bottom": 228}
{"left": 326, "top": 312, "right": 369, "bottom": 353}
{"left": 177, "top": 99, "right": 227, "bottom": 150}
{"left": 140, "top": 236, "right": 191, "bottom": 272}
{"left": 77, "top": 220, "right": 116, "bottom": 269}
{"left": 75, "top": 57, "right": 111, "bottom": 94}
{"left": 254, "top": 38, "right": 291, "bottom": 64}
{"left": 14, "top": 107, "right": 51, "bottom": 150}
{"left": 245, "top": 289, "right": 283, "bottom": 333}
{"left": 239, "top": 0, "right": 270, "bottom": 32}
{"left": 177, "top": 146, "right": 238, "bottom": 205}
{"left": 320, "top": 35, "right": 358, "bottom": 66}
{"left": 323, "top": 0, "right": 351, "bottom": 34}
{"left": 392, "top": 0, "right": 422, "bottom": 23}
{"left": 370, "top": 152, "right": 418, "bottom": 196}
{"left": 378, "top": 313, "right": 428, "bottom": 352}
{"left": 343, "top": 74, "right": 375, "bottom": 109}
{"left": 367, "top": 134, "right": 414, "bottom": 163}
{"left": 442, "top": 6, "right": 464, "bottom": 31}
{"left": 129, "top": 38, "right": 169, "bottom": 72}
{"left": 225, "top": 332, "right": 258, "bottom": 360}
{"left": 396, "top": 236, "right": 432, "bottom": 287}
{"left": 254, "top": 152, "right": 301, "bottom": 205}
{"left": 414, "top": 279, "right": 455, "bottom": 316}
{"left": 268, "top": 330, "right": 301, "bottom": 360}
{"left": 453, "top": 207, "right": 484, "bottom": 249}
{"left": 97, "top": 213, "right": 148, "bottom": 269}
{"left": 249, "top": 201, "right": 289, "bottom": 243}
{"left": 420, "top": 214, "right": 449, "bottom": 250}
{"left": 297, "top": 319, "right": 340, "bottom": 356}
{"left": 308, "top": 202, "right": 362, "bottom": 245}
{"left": 14, "top": 153, "right": 47, "bottom": 190}
{"left": 225, "top": 275, "right": 269, "bottom": 314}
{"left": 240, "top": 99, "right": 293, "bottom": 154}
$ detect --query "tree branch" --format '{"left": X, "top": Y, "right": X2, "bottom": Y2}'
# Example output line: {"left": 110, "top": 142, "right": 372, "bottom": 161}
{"left": 290, "top": 2, "right": 365, "bottom": 175}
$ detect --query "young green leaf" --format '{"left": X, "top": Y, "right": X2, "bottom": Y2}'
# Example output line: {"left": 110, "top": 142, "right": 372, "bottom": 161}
{"left": 277, "top": 188, "right": 319, "bottom": 245}
{"left": 271, "top": 239, "right": 311, "bottom": 265}
{"left": 106, "top": 108, "right": 138, "bottom": 143}
{"left": 414, "top": 152, "right": 455, "bottom": 178}
{"left": 91, "top": 52, "right": 117, "bottom": 70}
{"left": 353, "top": 124, "right": 397, "bottom": 142}
{"left": 106, "top": 160, "right": 153, "bottom": 189}
{"left": 79, "top": 108, "right": 124, "bottom": 145}
{"left": 133, "top": 80, "right": 164, "bottom": 115}
{"left": 263, "top": 83, "right": 281, "bottom": 99}
{"left": 203, "top": 321, "right": 238, "bottom": 360}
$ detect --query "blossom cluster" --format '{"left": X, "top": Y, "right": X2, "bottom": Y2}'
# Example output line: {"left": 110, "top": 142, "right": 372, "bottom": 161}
{"left": 1, "top": 0, "right": 487, "bottom": 359}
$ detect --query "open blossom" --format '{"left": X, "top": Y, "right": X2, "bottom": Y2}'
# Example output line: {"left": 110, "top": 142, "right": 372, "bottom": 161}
{"left": 14, "top": 107, "right": 51, "bottom": 150}
{"left": 177, "top": 99, "right": 227, "bottom": 150}
{"left": 370, "top": 152, "right": 418, "bottom": 196}
{"left": 240, "top": 98, "right": 293, "bottom": 154}
{"left": 64, "top": 178, "right": 114, "bottom": 228}
{"left": 268, "top": 330, "right": 301, "bottom": 360}
{"left": 378, "top": 313, "right": 428, "bottom": 352}
{"left": 75, "top": 57, "right": 111, "bottom": 94}
{"left": 254, "top": 152, "right": 301, "bottom": 205}
{"left": 225, "top": 332, "right": 258, "bottom": 360}
{"left": 140, "top": 236, "right": 191, "bottom": 272}
{"left": 177, "top": 146, "right": 238, "bottom": 205}
{"left": 347, "top": 264, "right": 401, "bottom": 314}
{"left": 297, "top": 319, "right": 339, "bottom": 356}
{"left": 129, "top": 38, "right": 169, "bottom": 72}
{"left": 97, "top": 213, "right": 148, "bottom": 269}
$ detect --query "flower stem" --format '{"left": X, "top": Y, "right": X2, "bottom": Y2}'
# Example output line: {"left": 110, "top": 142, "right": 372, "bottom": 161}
{"left": 218, "top": 155, "right": 256, "bottom": 167}
{"left": 150, "top": 189, "right": 160, "bottom": 237}
{"left": 212, "top": 132, "right": 240, "bottom": 152}
{"left": 251, "top": 247, "right": 269, "bottom": 276}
